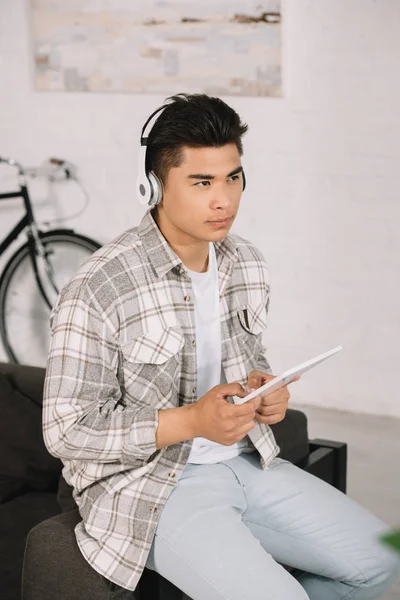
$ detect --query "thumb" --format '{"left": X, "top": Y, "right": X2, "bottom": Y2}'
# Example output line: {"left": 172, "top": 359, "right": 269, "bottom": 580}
{"left": 222, "top": 382, "right": 247, "bottom": 399}
{"left": 250, "top": 396, "right": 262, "bottom": 411}
{"left": 247, "top": 377, "right": 262, "bottom": 391}
{"left": 248, "top": 388, "right": 262, "bottom": 411}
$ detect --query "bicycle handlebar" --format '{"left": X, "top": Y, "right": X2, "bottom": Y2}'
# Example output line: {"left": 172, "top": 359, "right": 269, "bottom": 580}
{"left": 0, "top": 156, "right": 25, "bottom": 173}
{"left": 0, "top": 156, "right": 76, "bottom": 180}
{"left": 49, "top": 157, "right": 76, "bottom": 179}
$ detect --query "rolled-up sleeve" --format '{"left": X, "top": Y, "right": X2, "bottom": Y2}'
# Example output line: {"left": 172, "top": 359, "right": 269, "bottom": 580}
{"left": 43, "top": 282, "right": 159, "bottom": 464}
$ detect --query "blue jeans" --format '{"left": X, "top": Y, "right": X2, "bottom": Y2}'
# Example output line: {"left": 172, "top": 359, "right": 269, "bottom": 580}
{"left": 146, "top": 452, "right": 400, "bottom": 600}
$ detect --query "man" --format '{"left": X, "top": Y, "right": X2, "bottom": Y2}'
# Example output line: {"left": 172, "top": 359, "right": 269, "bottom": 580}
{"left": 43, "top": 94, "right": 399, "bottom": 599}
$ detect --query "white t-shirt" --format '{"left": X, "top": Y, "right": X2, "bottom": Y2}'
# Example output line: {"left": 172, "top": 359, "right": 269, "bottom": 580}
{"left": 186, "top": 242, "right": 255, "bottom": 464}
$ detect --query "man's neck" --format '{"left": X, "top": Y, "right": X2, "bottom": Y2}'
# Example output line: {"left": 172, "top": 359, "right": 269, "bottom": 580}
{"left": 153, "top": 208, "right": 209, "bottom": 273}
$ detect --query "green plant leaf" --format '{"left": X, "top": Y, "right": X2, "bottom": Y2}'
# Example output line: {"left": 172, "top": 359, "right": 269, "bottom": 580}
{"left": 381, "top": 530, "right": 400, "bottom": 553}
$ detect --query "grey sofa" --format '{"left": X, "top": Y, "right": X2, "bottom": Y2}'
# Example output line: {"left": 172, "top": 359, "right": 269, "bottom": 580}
{"left": 0, "top": 361, "right": 347, "bottom": 600}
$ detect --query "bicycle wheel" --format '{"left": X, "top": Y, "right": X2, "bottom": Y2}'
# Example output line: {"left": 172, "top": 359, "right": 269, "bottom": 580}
{"left": 0, "top": 229, "right": 101, "bottom": 366}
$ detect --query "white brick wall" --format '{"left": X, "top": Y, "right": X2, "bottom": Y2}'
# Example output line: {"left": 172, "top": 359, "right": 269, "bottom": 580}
{"left": 1, "top": 0, "right": 399, "bottom": 417}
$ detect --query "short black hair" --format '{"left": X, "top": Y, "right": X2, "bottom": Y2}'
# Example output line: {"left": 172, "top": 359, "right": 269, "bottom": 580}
{"left": 145, "top": 93, "right": 248, "bottom": 184}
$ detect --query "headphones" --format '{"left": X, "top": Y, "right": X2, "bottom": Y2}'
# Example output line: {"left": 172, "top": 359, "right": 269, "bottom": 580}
{"left": 136, "top": 101, "right": 246, "bottom": 208}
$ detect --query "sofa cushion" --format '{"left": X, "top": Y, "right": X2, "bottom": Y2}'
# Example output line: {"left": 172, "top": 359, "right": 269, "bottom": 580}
{"left": 0, "top": 373, "right": 62, "bottom": 502}
{"left": 0, "top": 491, "right": 60, "bottom": 600}
{"left": 22, "top": 509, "right": 128, "bottom": 600}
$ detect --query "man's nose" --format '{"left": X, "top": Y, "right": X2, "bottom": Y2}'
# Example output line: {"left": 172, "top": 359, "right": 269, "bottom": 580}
{"left": 212, "top": 190, "right": 231, "bottom": 210}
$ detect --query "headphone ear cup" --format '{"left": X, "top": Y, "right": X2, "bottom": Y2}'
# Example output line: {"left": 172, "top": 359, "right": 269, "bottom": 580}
{"left": 136, "top": 145, "right": 153, "bottom": 206}
{"left": 242, "top": 170, "right": 246, "bottom": 191}
{"left": 148, "top": 171, "right": 163, "bottom": 206}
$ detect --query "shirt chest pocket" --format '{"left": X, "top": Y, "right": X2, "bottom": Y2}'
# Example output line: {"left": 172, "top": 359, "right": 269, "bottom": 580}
{"left": 237, "top": 302, "right": 268, "bottom": 366}
{"left": 121, "top": 326, "right": 184, "bottom": 409}
{"left": 123, "top": 327, "right": 185, "bottom": 364}
{"left": 238, "top": 302, "right": 268, "bottom": 335}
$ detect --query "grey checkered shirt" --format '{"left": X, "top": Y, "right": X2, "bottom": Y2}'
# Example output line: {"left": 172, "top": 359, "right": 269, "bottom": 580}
{"left": 43, "top": 209, "right": 279, "bottom": 592}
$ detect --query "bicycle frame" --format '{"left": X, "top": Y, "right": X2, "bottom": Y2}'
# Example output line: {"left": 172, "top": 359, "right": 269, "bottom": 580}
{"left": 0, "top": 185, "right": 33, "bottom": 258}
{"left": 0, "top": 183, "right": 58, "bottom": 308}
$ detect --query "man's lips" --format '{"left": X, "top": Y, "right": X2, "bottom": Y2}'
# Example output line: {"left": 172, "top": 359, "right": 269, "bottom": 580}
{"left": 207, "top": 216, "right": 233, "bottom": 224}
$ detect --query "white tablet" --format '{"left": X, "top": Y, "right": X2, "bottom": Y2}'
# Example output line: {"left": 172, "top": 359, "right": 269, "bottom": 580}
{"left": 234, "top": 345, "right": 343, "bottom": 405}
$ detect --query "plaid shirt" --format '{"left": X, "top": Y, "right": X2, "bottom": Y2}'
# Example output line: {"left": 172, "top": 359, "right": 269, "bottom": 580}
{"left": 43, "top": 209, "right": 279, "bottom": 592}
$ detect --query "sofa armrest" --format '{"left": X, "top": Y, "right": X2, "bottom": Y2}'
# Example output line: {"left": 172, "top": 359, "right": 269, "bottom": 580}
{"left": 22, "top": 510, "right": 113, "bottom": 600}
{"left": 298, "top": 439, "right": 347, "bottom": 494}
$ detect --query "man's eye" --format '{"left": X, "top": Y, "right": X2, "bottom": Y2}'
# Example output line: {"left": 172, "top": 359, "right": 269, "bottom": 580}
{"left": 228, "top": 175, "right": 240, "bottom": 182}
{"left": 195, "top": 181, "right": 210, "bottom": 187}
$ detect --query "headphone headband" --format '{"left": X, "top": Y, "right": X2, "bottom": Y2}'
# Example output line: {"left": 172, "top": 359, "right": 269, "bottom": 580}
{"left": 140, "top": 104, "right": 170, "bottom": 145}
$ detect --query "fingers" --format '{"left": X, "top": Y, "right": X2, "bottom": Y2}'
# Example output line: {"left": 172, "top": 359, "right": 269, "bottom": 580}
{"left": 218, "top": 385, "right": 258, "bottom": 416}
{"left": 235, "top": 404, "right": 286, "bottom": 426}
{"left": 257, "top": 401, "right": 288, "bottom": 417}
{"left": 247, "top": 377, "right": 260, "bottom": 390}
{"left": 219, "top": 381, "right": 288, "bottom": 419}
{"left": 235, "top": 399, "right": 260, "bottom": 417}
{"left": 251, "top": 396, "right": 262, "bottom": 410}
{"left": 247, "top": 376, "right": 263, "bottom": 390}
{"left": 260, "top": 389, "right": 290, "bottom": 405}
{"left": 231, "top": 396, "right": 262, "bottom": 418}
{"left": 219, "top": 382, "right": 246, "bottom": 398}
{"left": 255, "top": 412, "right": 286, "bottom": 425}
{"left": 247, "top": 370, "right": 275, "bottom": 391}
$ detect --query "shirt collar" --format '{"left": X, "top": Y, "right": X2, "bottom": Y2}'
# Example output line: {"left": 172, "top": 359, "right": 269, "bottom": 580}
{"left": 137, "top": 209, "right": 238, "bottom": 279}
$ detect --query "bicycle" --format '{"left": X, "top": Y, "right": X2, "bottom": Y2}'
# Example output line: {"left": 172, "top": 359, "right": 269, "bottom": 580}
{"left": 0, "top": 156, "right": 102, "bottom": 367}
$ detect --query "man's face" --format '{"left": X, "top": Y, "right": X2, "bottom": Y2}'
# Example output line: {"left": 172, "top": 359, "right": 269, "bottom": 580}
{"left": 157, "top": 143, "right": 244, "bottom": 243}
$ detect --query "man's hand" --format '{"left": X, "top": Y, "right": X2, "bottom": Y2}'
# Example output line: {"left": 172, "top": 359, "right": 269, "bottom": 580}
{"left": 189, "top": 383, "right": 262, "bottom": 446}
{"left": 247, "top": 369, "right": 300, "bottom": 425}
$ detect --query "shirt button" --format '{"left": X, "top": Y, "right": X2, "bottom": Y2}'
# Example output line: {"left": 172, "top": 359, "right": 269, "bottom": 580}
{"left": 184, "top": 295, "right": 190, "bottom": 302}
{"left": 191, "top": 340, "right": 196, "bottom": 347}
{"left": 169, "top": 472, "right": 176, "bottom": 478}
{"left": 179, "top": 267, "right": 185, "bottom": 275}
{"left": 151, "top": 506, "right": 157, "bottom": 512}
{"left": 192, "top": 386, "right": 196, "bottom": 394}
